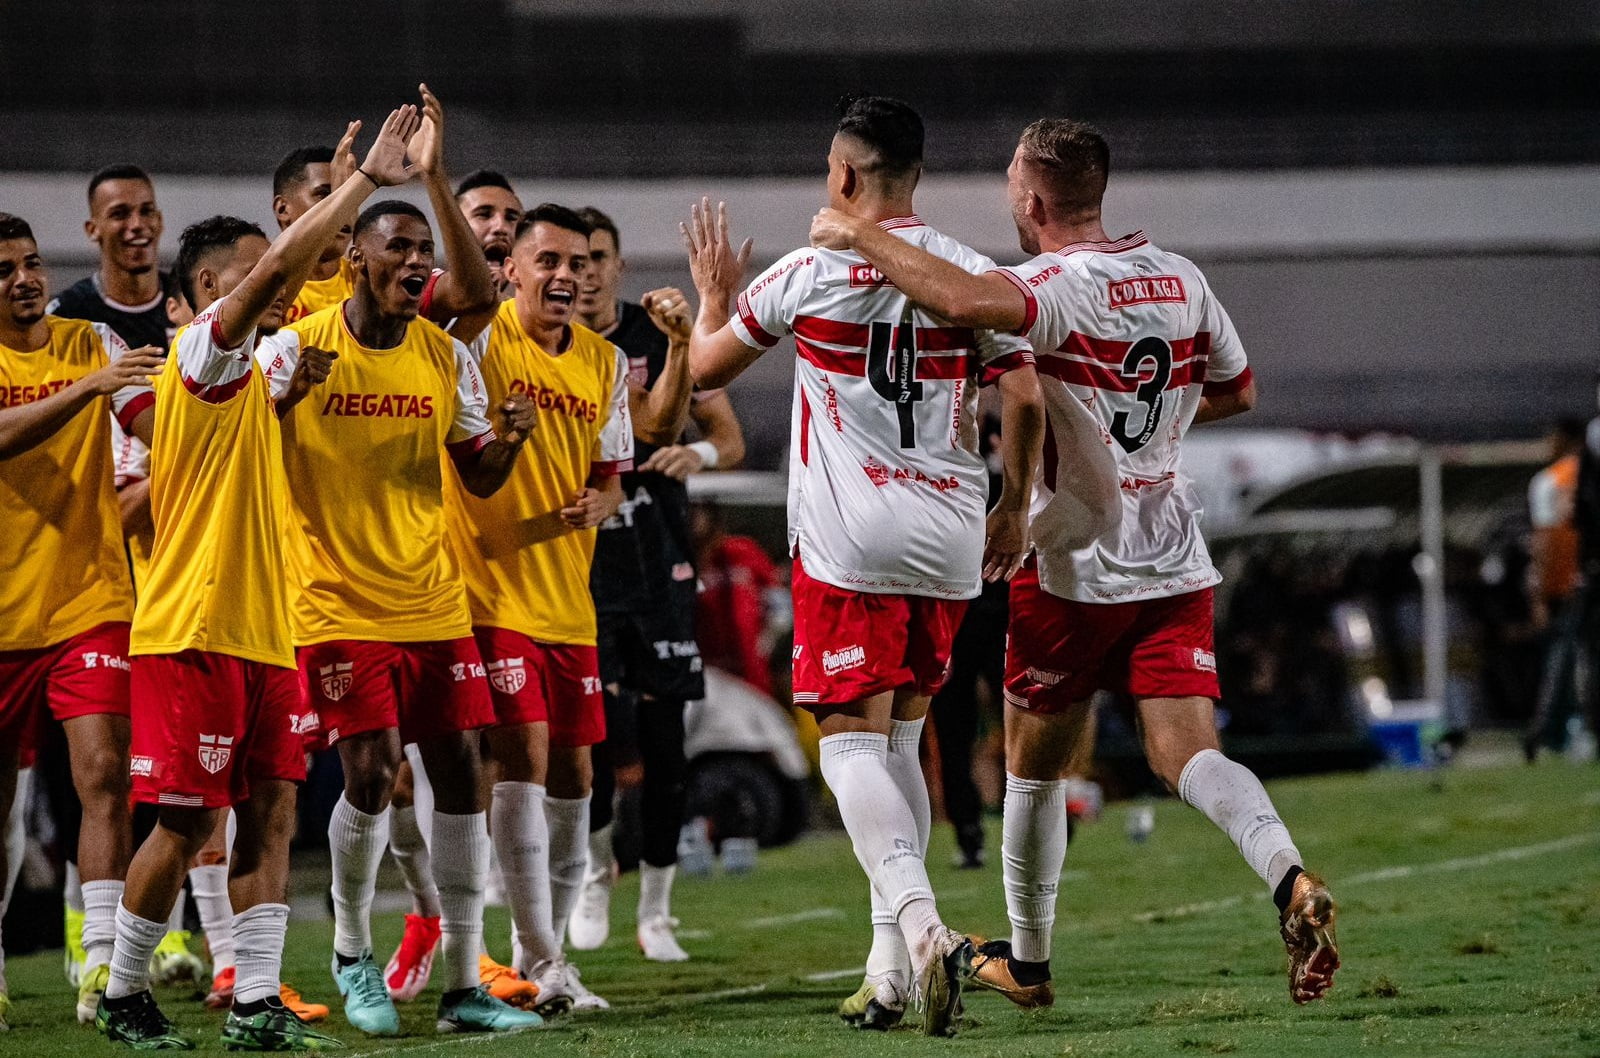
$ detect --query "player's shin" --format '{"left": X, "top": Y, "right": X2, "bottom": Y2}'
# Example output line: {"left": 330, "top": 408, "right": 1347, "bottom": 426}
{"left": 231, "top": 902, "right": 290, "bottom": 1006}
{"left": 390, "top": 803, "right": 443, "bottom": 918}
{"left": 329, "top": 796, "right": 391, "bottom": 959}
{"left": 1177, "top": 748, "right": 1301, "bottom": 891}
{"left": 545, "top": 794, "right": 591, "bottom": 944}
{"left": 430, "top": 811, "right": 491, "bottom": 992}
{"left": 1002, "top": 773, "right": 1069, "bottom": 964}
{"left": 491, "top": 781, "right": 561, "bottom": 970}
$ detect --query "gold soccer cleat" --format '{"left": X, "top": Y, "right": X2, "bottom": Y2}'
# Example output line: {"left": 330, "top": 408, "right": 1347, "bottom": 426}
{"left": 1280, "top": 872, "right": 1340, "bottom": 1004}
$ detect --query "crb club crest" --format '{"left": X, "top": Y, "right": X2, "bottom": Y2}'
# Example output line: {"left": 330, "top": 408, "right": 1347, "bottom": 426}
{"left": 197, "top": 733, "right": 234, "bottom": 775}
{"left": 319, "top": 661, "right": 354, "bottom": 702}
{"left": 487, "top": 657, "right": 527, "bottom": 695}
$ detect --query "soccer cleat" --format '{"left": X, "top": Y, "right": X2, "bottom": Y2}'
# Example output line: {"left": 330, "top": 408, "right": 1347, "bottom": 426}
{"left": 478, "top": 954, "right": 540, "bottom": 1009}
{"left": 561, "top": 962, "right": 609, "bottom": 1012}
{"left": 436, "top": 984, "right": 544, "bottom": 1034}
{"left": 383, "top": 913, "right": 440, "bottom": 1001}
{"left": 568, "top": 861, "right": 614, "bottom": 951}
{"left": 65, "top": 905, "right": 87, "bottom": 987}
{"left": 280, "top": 984, "right": 330, "bottom": 1023}
{"left": 0, "top": 990, "right": 11, "bottom": 1031}
{"left": 78, "top": 961, "right": 110, "bottom": 1024}
{"left": 637, "top": 915, "right": 690, "bottom": 963}
{"left": 222, "top": 999, "right": 344, "bottom": 1051}
{"left": 151, "top": 931, "right": 207, "bottom": 986}
{"left": 914, "top": 927, "right": 974, "bottom": 1038}
{"left": 1280, "top": 872, "right": 1340, "bottom": 1004}
{"left": 838, "top": 975, "right": 905, "bottom": 1031}
{"left": 205, "top": 967, "right": 237, "bottom": 1010}
{"left": 522, "top": 959, "right": 577, "bottom": 1017}
{"left": 330, "top": 951, "right": 400, "bottom": 1037}
{"left": 968, "top": 939, "right": 1055, "bottom": 1008}
{"left": 96, "top": 990, "right": 194, "bottom": 1050}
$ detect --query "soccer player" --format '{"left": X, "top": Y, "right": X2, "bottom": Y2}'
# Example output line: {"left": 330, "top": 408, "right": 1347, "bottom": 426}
{"left": 810, "top": 117, "right": 1341, "bottom": 1008}
{"left": 96, "top": 108, "right": 424, "bottom": 1052}
{"left": 443, "top": 204, "right": 640, "bottom": 1013}
{"left": 684, "top": 96, "right": 1045, "bottom": 1037}
{"left": 571, "top": 206, "right": 746, "bottom": 963}
{"left": 455, "top": 170, "right": 524, "bottom": 301}
{"left": 48, "top": 165, "right": 174, "bottom": 350}
{"left": 0, "top": 212, "right": 163, "bottom": 1026}
{"left": 256, "top": 96, "right": 540, "bottom": 1037}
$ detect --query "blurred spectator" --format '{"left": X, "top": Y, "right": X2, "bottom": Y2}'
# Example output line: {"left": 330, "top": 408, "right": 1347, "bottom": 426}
{"left": 1523, "top": 418, "right": 1590, "bottom": 759}
{"left": 692, "top": 501, "right": 783, "bottom": 695}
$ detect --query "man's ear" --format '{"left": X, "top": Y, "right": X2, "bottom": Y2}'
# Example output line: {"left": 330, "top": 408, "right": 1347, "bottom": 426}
{"left": 839, "top": 160, "right": 858, "bottom": 202}
{"left": 502, "top": 252, "right": 521, "bottom": 291}
{"left": 84, "top": 218, "right": 98, "bottom": 243}
{"left": 1026, "top": 189, "right": 1047, "bottom": 227}
{"left": 272, "top": 195, "right": 292, "bottom": 228}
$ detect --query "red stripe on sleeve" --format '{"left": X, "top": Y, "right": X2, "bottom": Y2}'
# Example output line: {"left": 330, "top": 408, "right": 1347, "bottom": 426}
{"left": 736, "top": 292, "right": 781, "bottom": 348}
{"left": 115, "top": 391, "right": 155, "bottom": 429}
{"left": 992, "top": 268, "right": 1038, "bottom": 336}
{"left": 590, "top": 459, "right": 634, "bottom": 477}
{"left": 978, "top": 350, "right": 1036, "bottom": 385}
{"left": 419, "top": 270, "right": 444, "bottom": 322}
{"left": 181, "top": 371, "right": 253, "bottom": 405}
{"left": 1202, "top": 365, "right": 1254, "bottom": 397}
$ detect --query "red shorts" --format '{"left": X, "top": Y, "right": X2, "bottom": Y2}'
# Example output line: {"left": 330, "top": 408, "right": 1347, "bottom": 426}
{"left": 0, "top": 622, "right": 131, "bottom": 763}
{"left": 299, "top": 638, "right": 495, "bottom": 749}
{"left": 130, "top": 652, "right": 309, "bottom": 808}
{"left": 790, "top": 557, "right": 967, "bottom": 709}
{"left": 475, "top": 628, "right": 605, "bottom": 748}
{"left": 1004, "top": 565, "right": 1219, "bottom": 712}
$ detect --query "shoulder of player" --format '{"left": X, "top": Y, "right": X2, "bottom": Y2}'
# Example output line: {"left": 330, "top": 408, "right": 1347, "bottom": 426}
{"left": 747, "top": 246, "right": 823, "bottom": 297}
{"left": 908, "top": 225, "right": 1000, "bottom": 274}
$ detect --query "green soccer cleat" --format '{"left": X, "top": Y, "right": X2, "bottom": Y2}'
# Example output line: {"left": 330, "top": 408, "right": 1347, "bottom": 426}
{"left": 436, "top": 985, "right": 545, "bottom": 1034}
{"left": 96, "top": 990, "right": 194, "bottom": 1050}
{"left": 0, "top": 990, "right": 13, "bottom": 1031}
{"left": 330, "top": 951, "right": 400, "bottom": 1037}
{"left": 78, "top": 961, "right": 110, "bottom": 1024}
{"left": 222, "top": 999, "right": 346, "bottom": 1051}
{"left": 838, "top": 976, "right": 904, "bottom": 1031}
{"left": 65, "top": 905, "right": 87, "bottom": 987}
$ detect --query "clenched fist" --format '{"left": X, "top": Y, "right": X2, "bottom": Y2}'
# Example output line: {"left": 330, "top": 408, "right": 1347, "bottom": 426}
{"left": 496, "top": 392, "right": 536, "bottom": 446}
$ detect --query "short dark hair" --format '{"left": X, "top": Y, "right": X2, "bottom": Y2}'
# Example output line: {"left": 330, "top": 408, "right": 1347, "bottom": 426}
{"left": 576, "top": 207, "right": 619, "bottom": 251}
{"left": 88, "top": 164, "right": 154, "bottom": 205}
{"left": 1016, "top": 119, "right": 1110, "bottom": 218}
{"left": 513, "top": 203, "right": 592, "bottom": 244}
{"left": 272, "top": 146, "right": 335, "bottom": 200}
{"left": 0, "top": 213, "right": 36, "bottom": 244}
{"left": 835, "top": 94, "right": 924, "bottom": 177}
{"left": 176, "top": 215, "right": 267, "bottom": 310}
{"left": 455, "top": 169, "right": 515, "bottom": 199}
{"left": 353, "top": 200, "right": 430, "bottom": 241}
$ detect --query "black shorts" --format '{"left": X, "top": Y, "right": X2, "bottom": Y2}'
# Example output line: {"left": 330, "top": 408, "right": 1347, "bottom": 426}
{"left": 597, "top": 585, "right": 705, "bottom": 702}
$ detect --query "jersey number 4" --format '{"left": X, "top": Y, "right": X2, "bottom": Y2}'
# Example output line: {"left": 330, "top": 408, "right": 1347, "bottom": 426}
{"left": 1110, "top": 336, "right": 1172, "bottom": 453}
{"left": 866, "top": 308, "right": 924, "bottom": 449}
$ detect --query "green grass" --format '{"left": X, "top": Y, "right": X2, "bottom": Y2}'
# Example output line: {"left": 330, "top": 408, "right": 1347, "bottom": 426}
{"left": 4, "top": 761, "right": 1598, "bottom": 1056}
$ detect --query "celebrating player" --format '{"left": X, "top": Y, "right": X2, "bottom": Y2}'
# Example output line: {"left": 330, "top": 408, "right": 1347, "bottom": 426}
{"left": 0, "top": 212, "right": 163, "bottom": 1028}
{"left": 256, "top": 95, "right": 540, "bottom": 1037}
{"left": 455, "top": 170, "right": 524, "bottom": 301}
{"left": 684, "top": 96, "right": 1045, "bottom": 1037}
{"left": 573, "top": 206, "right": 745, "bottom": 963}
{"left": 96, "top": 109, "right": 427, "bottom": 1052}
{"left": 810, "top": 117, "right": 1340, "bottom": 1007}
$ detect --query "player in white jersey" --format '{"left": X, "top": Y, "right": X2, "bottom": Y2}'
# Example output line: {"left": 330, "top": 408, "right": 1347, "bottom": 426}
{"left": 686, "top": 96, "right": 1044, "bottom": 1037}
{"left": 811, "top": 118, "right": 1340, "bottom": 1010}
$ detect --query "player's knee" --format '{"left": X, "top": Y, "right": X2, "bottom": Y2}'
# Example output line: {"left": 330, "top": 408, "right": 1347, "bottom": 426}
{"left": 74, "top": 744, "right": 131, "bottom": 805}
{"left": 158, "top": 805, "right": 222, "bottom": 852}
{"left": 344, "top": 758, "right": 398, "bottom": 814}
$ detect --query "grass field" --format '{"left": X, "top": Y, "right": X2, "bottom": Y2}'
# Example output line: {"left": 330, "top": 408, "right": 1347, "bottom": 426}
{"left": 3, "top": 761, "right": 1597, "bottom": 1057}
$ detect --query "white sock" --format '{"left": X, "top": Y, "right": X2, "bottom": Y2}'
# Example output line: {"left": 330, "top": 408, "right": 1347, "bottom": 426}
{"left": 82, "top": 879, "right": 125, "bottom": 973}
{"left": 585, "top": 822, "right": 615, "bottom": 884}
{"left": 390, "top": 804, "right": 442, "bottom": 919}
{"left": 545, "top": 795, "right": 590, "bottom": 946}
{"left": 1002, "top": 773, "right": 1069, "bottom": 963}
{"left": 638, "top": 863, "right": 675, "bottom": 923}
{"left": 818, "top": 733, "right": 943, "bottom": 967}
{"left": 491, "top": 782, "right": 559, "bottom": 970}
{"left": 65, "top": 860, "right": 84, "bottom": 914}
{"left": 0, "top": 769, "right": 28, "bottom": 992}
{"left": 430, "top": 810, "right": 490, "bottom": 992}
{"left": 865, "top": 883, "right": 909, "bottom": 984}
{"left": 105, "top": 900, "right": 166, "bottom": 999}
{"left": 165, "top": 887, "right": 186, "bottom": 933}
{"left": 189, "top": 864, "right": 235, "bottom": 972}
{"left": 231, "top": 902, "right": 288, "bottom": 1005}
{"left": 328, "top": 796, "right": 389, "bottom": 958}
{"left": 886, "top": 718, "right": 931, "bottom": 854}
{"left": 1178, "top": 748, "right": 1302, "bottom": 890}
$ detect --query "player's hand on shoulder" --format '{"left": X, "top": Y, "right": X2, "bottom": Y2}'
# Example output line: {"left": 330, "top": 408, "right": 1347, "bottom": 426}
{"left": 642, "top": 287, "right": 693, "bottom": 342}
{"left": 496, "top": 392, "right": 536, "bottom": 447}
{"left": 682, "top": 197, "right": 754, "bottom": 299}
{"left": 638, "top": 443, "right": 703, "bottom": 481}
{"left": 89, "top": 345, "right": 165, "bottom": 394}
{"left": 982, "top": 504, "right": 1030, "bottom": 583}
{"left": 809, "top": 208, "right": 861, "bottom": 251}
{"left": 560, "top": 486, "right": 611, "bottom": 530}
{"left": 359, "top": 104, "right": 423, "bottom": 188}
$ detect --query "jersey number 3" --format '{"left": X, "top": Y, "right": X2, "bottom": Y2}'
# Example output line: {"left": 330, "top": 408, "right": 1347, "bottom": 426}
{"left": 1110, "top": 336, "right": 1171, "bottom": 453}
{"left": 867, "top": 310, "right": 924, "bottom": 449}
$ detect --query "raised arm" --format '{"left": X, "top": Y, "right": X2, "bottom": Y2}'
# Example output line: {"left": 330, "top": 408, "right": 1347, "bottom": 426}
{"left": 810, "top": 208, "right": 1028, "bottom": 332}
{"left": 411, "top": 85, "right": 497, "bottom": 325}
{"left": 626, "top": 287, "right": 695, "bottom": 447}
{"left": 683, "top": 198, "right": 760, "bottom": 389}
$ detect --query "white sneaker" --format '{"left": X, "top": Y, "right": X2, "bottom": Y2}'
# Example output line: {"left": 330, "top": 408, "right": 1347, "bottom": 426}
{"left": 637, "top": 915, "right": 690, "bottom": 963}
{"left": 568, "top": 860, "right": 614, "bottom": 951}
{"left": 562, "top": 962, "right": 610, "bottom": 1012}
{"left": 523, "top": 958, "right": 576, "bottom": 1018}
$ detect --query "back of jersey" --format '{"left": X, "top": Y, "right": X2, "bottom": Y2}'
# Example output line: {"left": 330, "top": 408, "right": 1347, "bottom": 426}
{"left": 995, "top": 232, "right": 1252, "bottom": 603}
{"left": 730, "top": 217, "right": 1034, "bottom": 601}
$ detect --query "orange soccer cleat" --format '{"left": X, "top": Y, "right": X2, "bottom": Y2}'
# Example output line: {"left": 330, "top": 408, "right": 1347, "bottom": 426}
{"left": 479, "top": 954, "right": 540, "bottom": 1010}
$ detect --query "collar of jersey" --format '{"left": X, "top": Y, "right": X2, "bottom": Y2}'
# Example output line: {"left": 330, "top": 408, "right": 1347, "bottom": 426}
{"left": 877, "top": 215, "right": 924, "bottom": 231}
{"left": 1056, "top": 230, "right": 1148, "bottom": 255}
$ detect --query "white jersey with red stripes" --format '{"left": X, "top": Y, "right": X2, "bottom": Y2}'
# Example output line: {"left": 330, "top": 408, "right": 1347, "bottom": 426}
{"left": 730, "top": 215, "right": 1035, "bottom": 600}
{"left": 992, "top": 231, "right": 1251, "bottom": 604}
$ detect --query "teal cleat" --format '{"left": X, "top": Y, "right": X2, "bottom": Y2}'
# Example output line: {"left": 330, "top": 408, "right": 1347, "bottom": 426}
{"left": 436, "top": 985, "right": 545, "bottom": 1034}
{"left": 330, "top": 951, "right": 400, "bottom": 1037}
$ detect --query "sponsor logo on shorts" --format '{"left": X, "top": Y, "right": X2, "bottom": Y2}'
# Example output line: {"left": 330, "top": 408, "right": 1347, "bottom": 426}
{"left": 1025, "top": 667, "right": 1067, "bottom": 686}
{"left": 289, "top": 711, "right": 320, "bottom": 736}
{"left": 582, "top": 676, "right": 603, "bottom": 696}
{"left": 326, "top": 727, "right": 341, "bottom": 745}
{"left": 792, "top": 644, "right": 804, "bottom": 661}
{"left": 319, "top": 662, "right": 353, "bottom": 702}
{"left": 130, "top": 756, "right": 153, "bottom": 777}
{"left": 822, "top": 645, "right": 866, "bottom": 676}
{"left": 652, "top": 639, "right": 701, "bottom": 661}
{"left": 1192, "top": 648, "right": 1217, "bottom": 673}
{"left": 487, "top": 657, "right": 527, "bottom": 695}
{"left": 449, "top": 661, "right": 488, "bottom": 682}
{"left": 197, "top": 733, "right": 233, "bottom": 775}
{"left": 82, "top": 651, "right": 131, "bottom": 672}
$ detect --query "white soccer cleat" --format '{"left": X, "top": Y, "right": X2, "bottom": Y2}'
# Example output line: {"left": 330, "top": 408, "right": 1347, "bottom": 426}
{"left": 562, "top": 962, "right": 610, "bottom": 1012}
{"left": 637, "top": 915, "right": 690, "bottom": 963}
{"left": 523, "top": 959, "right": 576, "bottom": 1018}
{"left": 568, "top": 860, "right": 614, "bottom": 951}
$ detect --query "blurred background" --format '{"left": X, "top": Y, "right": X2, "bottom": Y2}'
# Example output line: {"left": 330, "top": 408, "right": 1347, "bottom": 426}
{"left": 3, "top": 0, "right": 1596, "bottom": 905}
